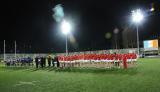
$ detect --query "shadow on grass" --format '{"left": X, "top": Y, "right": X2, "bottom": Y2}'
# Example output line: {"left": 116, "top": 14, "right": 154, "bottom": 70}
{"left": 0, "top": 66, "right": 58, "bottom": 72}
{"left": 27, "top": 67, "right": 57, "bottom": 72}
{"left": 0, "top": 65, "right": 138, "bottom": 75}
{"left": 55, "top": 67, "right": 138, "bottom": 75}
{"left": 0, "top": 66, "right": 32, "bottom": 71}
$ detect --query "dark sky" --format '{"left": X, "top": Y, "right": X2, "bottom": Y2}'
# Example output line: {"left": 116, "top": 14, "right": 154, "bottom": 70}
{"left": 0, "top": 0, "right": 160, "bottom": 53}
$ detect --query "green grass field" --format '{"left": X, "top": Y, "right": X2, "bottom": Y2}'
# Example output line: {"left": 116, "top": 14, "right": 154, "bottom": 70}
{"left": 0, "top": 58, "right": 160, "bottom": 92}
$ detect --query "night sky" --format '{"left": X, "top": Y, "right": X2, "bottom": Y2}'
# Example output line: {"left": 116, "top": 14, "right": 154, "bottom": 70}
{"left": 0, "top": 0, "right": 160, "bottom": 53}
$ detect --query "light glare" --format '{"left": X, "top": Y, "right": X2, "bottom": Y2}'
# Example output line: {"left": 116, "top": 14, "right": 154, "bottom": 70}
{"left": 150, "top": 7, "right": 155, "bottom": 12}
{"left": 61, "top": 20, "right": 72, "bottom": 35}
{"left": 132, "top": 9, "right": 144, "bottom": 24}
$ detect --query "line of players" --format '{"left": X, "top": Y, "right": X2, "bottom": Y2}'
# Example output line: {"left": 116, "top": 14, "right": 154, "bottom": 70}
{"left": 5, "top": 57, "right": 33, "bottom": 66}
{"left": 4, "top": 55, "right": 60, "bottom": 68}
{"left": 4, "top": 53, "right": 137, "bottom": 69}
{"left": 57, "top": 53, "right": 137, "bottom": 68}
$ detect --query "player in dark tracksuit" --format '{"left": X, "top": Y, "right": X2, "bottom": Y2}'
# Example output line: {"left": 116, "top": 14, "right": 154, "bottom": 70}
{"left": 55, "top": 56, "right": 60, "bottom": 67}
{"left": 35, "top": 57, "right": 39, "bottom": 68}
{"left": 52, "top": 58, "right": 55, "bottom": 67}
{"left": 43, "top": 57, "right": 46, "bottom": 67}
{"left": 48, "top": 56, "right": 52, "bottom": 67}
{"left": 40, "top": 57, "right": 44, "bottom": 68}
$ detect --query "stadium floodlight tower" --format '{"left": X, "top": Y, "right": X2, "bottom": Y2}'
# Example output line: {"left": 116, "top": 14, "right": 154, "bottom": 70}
{"left": 61, "top": 19, "right": 72, "bottom": 56}
{"left": 132, "top": 9, "right": 144, "bottom": 56}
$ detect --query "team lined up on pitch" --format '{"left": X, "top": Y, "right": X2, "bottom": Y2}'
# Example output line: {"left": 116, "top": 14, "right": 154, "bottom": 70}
{"left": 58, "top": 53, "right": 137, "bottom": 69}
{"left": 4, "top": 53, "right": 137, "bottom": 69}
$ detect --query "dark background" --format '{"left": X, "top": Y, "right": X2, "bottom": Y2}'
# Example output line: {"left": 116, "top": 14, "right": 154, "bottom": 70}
{"left": 0, "top": 0, "right": 160, "bottom": 53}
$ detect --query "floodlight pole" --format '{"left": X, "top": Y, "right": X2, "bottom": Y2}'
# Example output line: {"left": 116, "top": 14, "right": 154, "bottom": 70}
{"left": 66, "top": 34, "right": 68, "bottom": 56}
{"left": 4, "top": 40, "right": 5, "bottom": 62}
{"left": 115, "top": 34, "right": 118, "bottom": 50}
{"left": 132, "top": 9, "right": 143, "bottom": 56}
{"left": 136, "top": 25, "right": 140, "bottom": 56}
{"left": 61, "top": 19, "right": 71, "bottom": 56}
{"left": 15, "top": 41, "right": 17, "bottom": 61}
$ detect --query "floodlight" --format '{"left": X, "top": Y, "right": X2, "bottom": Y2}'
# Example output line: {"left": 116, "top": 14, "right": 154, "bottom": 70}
{"left": 132, "top": 9, "right": 144, "bottom": 24}
{"left": 61, "top": 20, "right": 72, "bottom": 35}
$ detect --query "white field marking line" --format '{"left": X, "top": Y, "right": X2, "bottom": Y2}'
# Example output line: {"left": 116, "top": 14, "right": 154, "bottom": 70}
{"left": 13, "top": 81, "right": 39, "bottom": 87}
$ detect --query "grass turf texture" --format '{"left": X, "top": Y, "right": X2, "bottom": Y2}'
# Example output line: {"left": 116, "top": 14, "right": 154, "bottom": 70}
{"left": 0, "top": 58, "right": 160, "bottom": 92}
